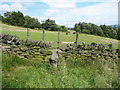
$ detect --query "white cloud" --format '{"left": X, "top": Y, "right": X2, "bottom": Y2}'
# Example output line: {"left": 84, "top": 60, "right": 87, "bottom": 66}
{"left": 42, "top": 0, "right": 76, "bottom": 9}
{"left": 0, "top": 0, "right": 119, "bottom": 2}
{"left": 40, "top": 0, "right": 118, "bottom": 27}
{"left": 0, "top": 0, "right": 118, "bottom": 27}
{"left": 40, "top": 0, "right": 76, "bottom": 16}
{"left": 45, "top": 9, "right": 58, "bottom": 16}
{"left": 0, "top": 3, "right": 26, "bottom": 12}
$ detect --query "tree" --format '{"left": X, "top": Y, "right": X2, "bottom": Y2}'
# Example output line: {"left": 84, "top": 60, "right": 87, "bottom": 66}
{"left": 41, "top": 19, "right": 56, "bottom": 30}
{"left": 96, "top": 27, "right": 104, "bottom": 36}
{"left": 74, "top": 23, "right": 81, "bottom": 32}
{"left": 3, "top": 11, "right": 12, "bottom": 24}
{"left": 51, "top": 25, "right": 59, "bottom": 31}
{"left": 24, "top": 16, "right": 33, "bottom": 28}
{"left": 74, "top": 22, "right": 117, "bottom": 39}
{"left": 24, "top": 16, "right": 41, "bottom": 29}
{"left": 3, "top": 11, "right": 41, "bottom": 29}
{"left": 4, "top": 11, "right": 25, "bottom": 26}
{"left": 61, "top": 25, "right": 68, "bottom": 32}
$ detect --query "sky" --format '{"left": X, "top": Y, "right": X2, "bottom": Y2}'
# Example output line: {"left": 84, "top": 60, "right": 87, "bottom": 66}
{"left": 0, "top": 0, "right": 119, "bottom": 27}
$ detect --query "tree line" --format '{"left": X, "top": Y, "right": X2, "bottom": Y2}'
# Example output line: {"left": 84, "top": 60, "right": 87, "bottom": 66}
{"left": 0, "top": 11, "right": 68, "bottom": 32}
{"left": 0, "top": 11, "right": 119, "bottom": 40}
{"left": 74, "top": 22, "right": 118, "bottom": 39}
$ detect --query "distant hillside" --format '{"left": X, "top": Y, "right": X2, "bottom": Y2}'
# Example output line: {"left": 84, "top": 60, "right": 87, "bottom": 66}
{"left": 0, "top": 11, "right": 118, "bottom": 40}
{"left": 1, "top": 23, "right": 118, "bottom": 49}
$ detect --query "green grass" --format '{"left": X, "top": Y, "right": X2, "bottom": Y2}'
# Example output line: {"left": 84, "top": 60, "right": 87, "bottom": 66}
{"left": 1, "top": 23, "right": 118, "bottom": 48}
{"left": 2, "top": 54, "right": 118, "bottom": 88}
{"left": 1, "top": 23, "right": 119, "bottom": 88}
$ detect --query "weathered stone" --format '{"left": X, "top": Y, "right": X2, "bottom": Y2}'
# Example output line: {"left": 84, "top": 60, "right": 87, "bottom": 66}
{"left": 20, "top": 53, "right": 29, "bottom": 58}
{"left": 116, "top": 49, "right": 120, "bottom": 54}
{"left": 49, "top": 49, "right": 58, "bottom": 67}
{"left": 77, "top": 44, "right": 82, "bottom": 49}
{"left": 34, "top": 52, "right": 40, "bottom": 55}
{"left": 87, "top": 44, "right": 91, "bottom": 50}
{"left": 90, "top": 42, "right": 98, "bottom": 50}
{"left": 16, "top": 51, "right": 23, "bottom": 55}
{"left": 13, "top": 48, "right": 20, "bottom": 52}
{"left": 12, "top": 36, "right": 19, "bottom": 42}
{"left": 19, "top": 47, "right": 28, "bottom": 52}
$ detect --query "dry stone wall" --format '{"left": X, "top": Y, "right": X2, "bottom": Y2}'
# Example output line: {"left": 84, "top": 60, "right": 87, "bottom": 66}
{"left": 1, "top": 34, "right": 52, "bottom": 61}
{"left": 1, "top": 34, "right": 119, "bottom": 64}
{"left": 61, "top": 42, "right": 119, "bottom": 63}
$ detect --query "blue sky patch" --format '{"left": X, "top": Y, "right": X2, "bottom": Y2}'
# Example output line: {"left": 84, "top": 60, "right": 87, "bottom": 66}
{"left": 22, "top": 2, "right": 49, "bottom": 17}
{"left": 76, "top": 2, "right": 102, "bottom": 8}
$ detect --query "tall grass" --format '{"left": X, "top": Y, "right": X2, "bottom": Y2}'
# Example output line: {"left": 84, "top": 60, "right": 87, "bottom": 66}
{"left": 2, "top": 54, "right": 118, "bottom": 88}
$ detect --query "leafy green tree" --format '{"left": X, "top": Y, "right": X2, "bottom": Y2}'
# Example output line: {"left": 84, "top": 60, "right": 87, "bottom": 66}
{"left": 4, "top": 11, "right": 25, "bottom": 26}
{"left": 74, "top": 22, "right": 117, "bottom": 39}
{"left": 3, "top": 11, "right": 41, "bottom": 29}
{"left": 24, "top": 16, "right": 41, "bottom": 29}
{"left": 96, "top": 27, "right": 104, "bottom": 36}
{"left": 3, "top": 11, "right": 12, "bottom": 24}
{"left": 41, "top": 19, "right": 56, "bottom": 30}
{"left": 51, "top": 25, "right": 58, "bottom": 31}
{"left": 74, "top": 23, "right": 81, "bottom": 32}
{"left": 61, "top": 25, "right": 68, "bottom": 32}
{"left": 24, "top": 16, "right": 33, "bottom": 28}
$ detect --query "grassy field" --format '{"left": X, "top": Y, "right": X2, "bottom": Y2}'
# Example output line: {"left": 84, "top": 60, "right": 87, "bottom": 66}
{"left": 2, "top": 54, "right": 118, "bottom": 88}
{"left": 1, "top": 23, "right": 119, "bottom": 88}
{"left": 1, "top": 23, "right": 118, "bottom": 48}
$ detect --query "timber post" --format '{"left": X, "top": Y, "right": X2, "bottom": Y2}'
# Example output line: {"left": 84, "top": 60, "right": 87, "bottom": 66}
{"left": 42, "top": 30, "right": 45, "bottom": 41}
{"left": 27, "top": 28, "right": 30, "bottom": 40}
{"left": 58, "top": 29, "right": 60, "bottom": 49}
{"left": 75, "top": 32, "right": 78, "bottom": 46}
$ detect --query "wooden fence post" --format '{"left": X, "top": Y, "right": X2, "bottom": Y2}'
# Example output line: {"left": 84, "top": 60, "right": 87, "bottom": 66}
{"left": 27, "top": 28, "right": 30, "bottom": 40}
{"left": 58, "top": 29, "right": 60, "bottom": 48}
{"left": 75, "top": 32, "right": 78, "bottom": 45}
{"left": 42, "top": 30, "right": 45, "bottom": 41}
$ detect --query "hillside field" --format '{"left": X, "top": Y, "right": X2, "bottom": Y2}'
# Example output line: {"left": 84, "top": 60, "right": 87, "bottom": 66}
{"left": 1, "top": 23, "right": 119, "bottom": 88}
{"left": 1, "top": 23, "right": 118, "bottom": 49}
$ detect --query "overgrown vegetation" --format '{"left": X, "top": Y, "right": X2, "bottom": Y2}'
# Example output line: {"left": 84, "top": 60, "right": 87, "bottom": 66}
{"left": 2, "top": 53, "right": 118, "bottom": 88}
